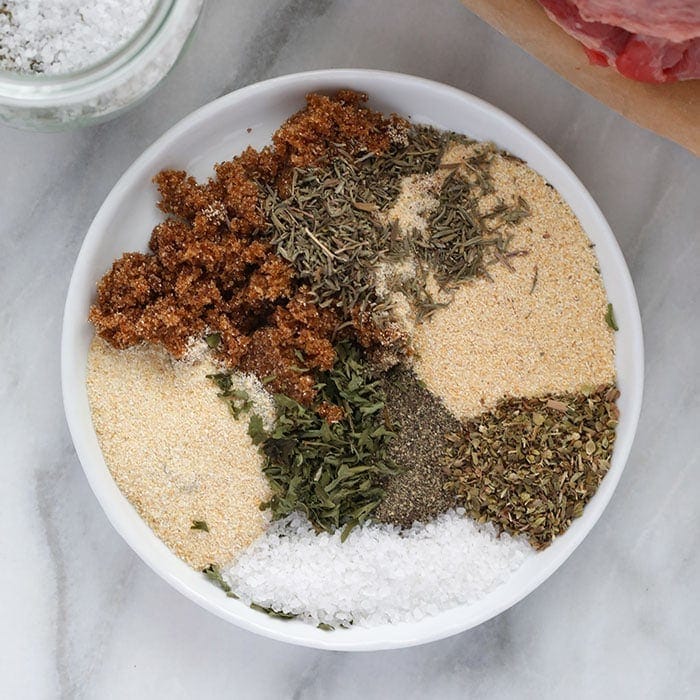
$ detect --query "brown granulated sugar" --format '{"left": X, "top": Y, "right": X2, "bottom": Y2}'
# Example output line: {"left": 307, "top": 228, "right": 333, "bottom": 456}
{"left": 410, "top": 144, "right": 616, "bottom": 418}
{"left": 86, "top": 337, "right": 272, "bottom": 569}
{"left": 89, "top": 91, "right": 407, "bottom": 405}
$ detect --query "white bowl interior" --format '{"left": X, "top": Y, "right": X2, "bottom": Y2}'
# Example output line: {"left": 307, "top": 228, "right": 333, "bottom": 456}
{"left": 62, "top": 69, "right": 643, "bottom": 650}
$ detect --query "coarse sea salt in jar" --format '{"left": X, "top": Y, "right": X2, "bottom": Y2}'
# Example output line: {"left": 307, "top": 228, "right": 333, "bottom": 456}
{"left": 0, "top": 0, "right": 204, "bottom": 130}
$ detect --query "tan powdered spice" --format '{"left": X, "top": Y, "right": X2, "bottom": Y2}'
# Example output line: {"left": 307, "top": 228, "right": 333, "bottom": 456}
{"left": 86, "top": 337, "right": 272, "bottom": 569}
{"left": 382, "top": 172, "right": 441, "bottom": 235}
{"left": 407, "top": 144, "right": 615, "bottom": 419}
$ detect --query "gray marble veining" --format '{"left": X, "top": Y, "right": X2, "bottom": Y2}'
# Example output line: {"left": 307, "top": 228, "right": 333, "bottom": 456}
{"left": 1, "top": 0, "right": 698, "bottom": 698}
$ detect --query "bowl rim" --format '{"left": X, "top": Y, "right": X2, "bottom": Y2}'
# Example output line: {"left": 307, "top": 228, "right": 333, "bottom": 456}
{"left": 62, "top": 68, "right": 644, "bottom": 650}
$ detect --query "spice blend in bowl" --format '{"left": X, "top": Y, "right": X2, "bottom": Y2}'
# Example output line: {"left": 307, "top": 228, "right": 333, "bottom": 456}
{"left": 63, "top": 70, "right": 643, "bottom": 649}
{"left": 85, "top": 89, "right": 618, "bottom": 623}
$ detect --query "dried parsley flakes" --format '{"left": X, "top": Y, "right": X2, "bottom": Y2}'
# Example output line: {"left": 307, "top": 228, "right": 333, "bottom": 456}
{"left": 207, "top": 373, "right": 254, "bottom": 419}
{"left": 604, "top": 303, "right": 619, "bottom": 331}
{"left": 202, "top": 564, "right": 238, "bottom": 598}
{"left": 249, "top": 602, "right": 297, "bottom": 619}
{"left": 255, "top": 341, "right": 400, "bottom": 540}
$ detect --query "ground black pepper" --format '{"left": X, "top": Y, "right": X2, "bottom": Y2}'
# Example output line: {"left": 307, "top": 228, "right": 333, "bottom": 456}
{"left": 374, "top": 367, "right": 461, "bottom": 527}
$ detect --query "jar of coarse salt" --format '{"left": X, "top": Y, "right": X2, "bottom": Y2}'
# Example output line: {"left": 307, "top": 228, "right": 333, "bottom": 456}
{"left": 0, "top": 0, "right": 204, "bottom": 130}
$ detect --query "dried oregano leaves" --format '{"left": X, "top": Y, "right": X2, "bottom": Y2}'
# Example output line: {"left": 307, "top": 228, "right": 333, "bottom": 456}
{"left": 444, "top": 385, "right": 620, "bottom": 549}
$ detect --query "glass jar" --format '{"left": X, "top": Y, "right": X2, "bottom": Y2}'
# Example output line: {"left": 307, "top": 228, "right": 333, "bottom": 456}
{"left": 0, "top": 0, "right": 204, "bottom": 130}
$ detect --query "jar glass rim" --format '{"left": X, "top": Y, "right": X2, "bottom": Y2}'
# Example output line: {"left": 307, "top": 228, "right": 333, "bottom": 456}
{"left": 0, "top": 0, "right": 176, "bottom": 89}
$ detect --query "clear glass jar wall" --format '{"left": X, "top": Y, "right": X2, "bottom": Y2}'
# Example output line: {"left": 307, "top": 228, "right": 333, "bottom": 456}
{"left": 0, "top": 0, "right": 204, "bottom": 130}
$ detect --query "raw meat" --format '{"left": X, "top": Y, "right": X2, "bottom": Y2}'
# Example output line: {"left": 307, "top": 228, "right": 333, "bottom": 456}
{"left": 538, "top": 0, "right": 700, "bottom": 82}
{"left": 574, "top": 0, "right": 700, "bottom": 42}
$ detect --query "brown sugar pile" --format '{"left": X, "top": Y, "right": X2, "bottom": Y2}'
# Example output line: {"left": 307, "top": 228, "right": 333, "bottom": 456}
{"left": 89, "top": 91, "right": 407, "bottom": 405}
{"left": 86, "top": 337, "right": 273, "bottom": 569}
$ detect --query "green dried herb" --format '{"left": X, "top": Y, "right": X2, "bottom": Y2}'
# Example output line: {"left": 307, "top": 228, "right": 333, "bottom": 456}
{"left": 205, "top": 332, "right": 221, "bottom": 349}
{"left": 262, "top": 126, "right": 449, "bottom": 319}
{"left": 202, "top": 564, "right": 239, "bottom": 598}
{"left": 261, "top": 126, "right": 530, "bottom": 328}
{"left": 248, "top": 414, "right": 266, "bottom": 444}
{"left": 207, "top": 374, "right": 254, "bottom": 419}
{"left": 257, "top": 341, "right": 400, "bottom": 538}
{"left": 416, "top": 162, "right": 530, "bottom": 294}
{"left": 250, "top": 602, "right": 298, "bottom": 619}
{"left": 317, "top": 622, "right": 335, "bottom": 631}
{"left": 191, "top": 520, "right": 210, "bottom": 532}
{"left": 444, "top": 385, "right": 620, "bottom": 549}
{"left": 529, "top": 265, "right": 539, "bottom": 295}
{"left": 202, "top": 564, "right": 228, "bottom": 590}
{"left": 604, "top": 303, "right": 619, "bottom": 331}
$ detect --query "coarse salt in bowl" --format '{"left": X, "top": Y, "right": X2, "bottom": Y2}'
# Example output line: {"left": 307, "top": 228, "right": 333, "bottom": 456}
{"left": 62, "top": 69, "right": 644, "bottom": 650}
{"left": 0, "top": 0, "right": 204, "bottom": 130}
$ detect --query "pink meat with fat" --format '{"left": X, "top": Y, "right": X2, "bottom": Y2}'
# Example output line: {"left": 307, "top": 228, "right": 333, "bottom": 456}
{"left": 537, "top": 0, "right": 700, "bottom": 82}
{"left": 575, "top": 0, "right": 700, "bottom": 42}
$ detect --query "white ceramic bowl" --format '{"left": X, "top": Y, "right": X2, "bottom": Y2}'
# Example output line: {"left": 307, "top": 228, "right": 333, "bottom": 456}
{"left": 62, "top": 69, "right": 644, "bottom": 650}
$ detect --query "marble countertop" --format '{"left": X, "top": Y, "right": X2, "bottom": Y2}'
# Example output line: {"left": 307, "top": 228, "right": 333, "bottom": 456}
{"left": 1, "top": 1, "right": 698, "bottom": 697}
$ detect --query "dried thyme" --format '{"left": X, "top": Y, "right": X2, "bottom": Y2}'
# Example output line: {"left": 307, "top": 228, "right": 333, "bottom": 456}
{"left": 255, "top": 341, "right": 400, "bottom": 539}
{"left": 381, "top": 142, "right": 532, "bottom": 318}
{"left": 444, "top": 385, "right": 620, "bottom": 549}
{"left": 263, "top": 126, "right": 530, "bottom": 325}
{"left": 529, "top": 265, "right": 539, "bottom": 294}
{"left": 417, "top": 163, "right": 530, "bottom": 290}
{"left": 262, "top": 126, "right": 449, "bottom": 317}
{"left": 191, "top": 520, "right": 210, "bottom": 532}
